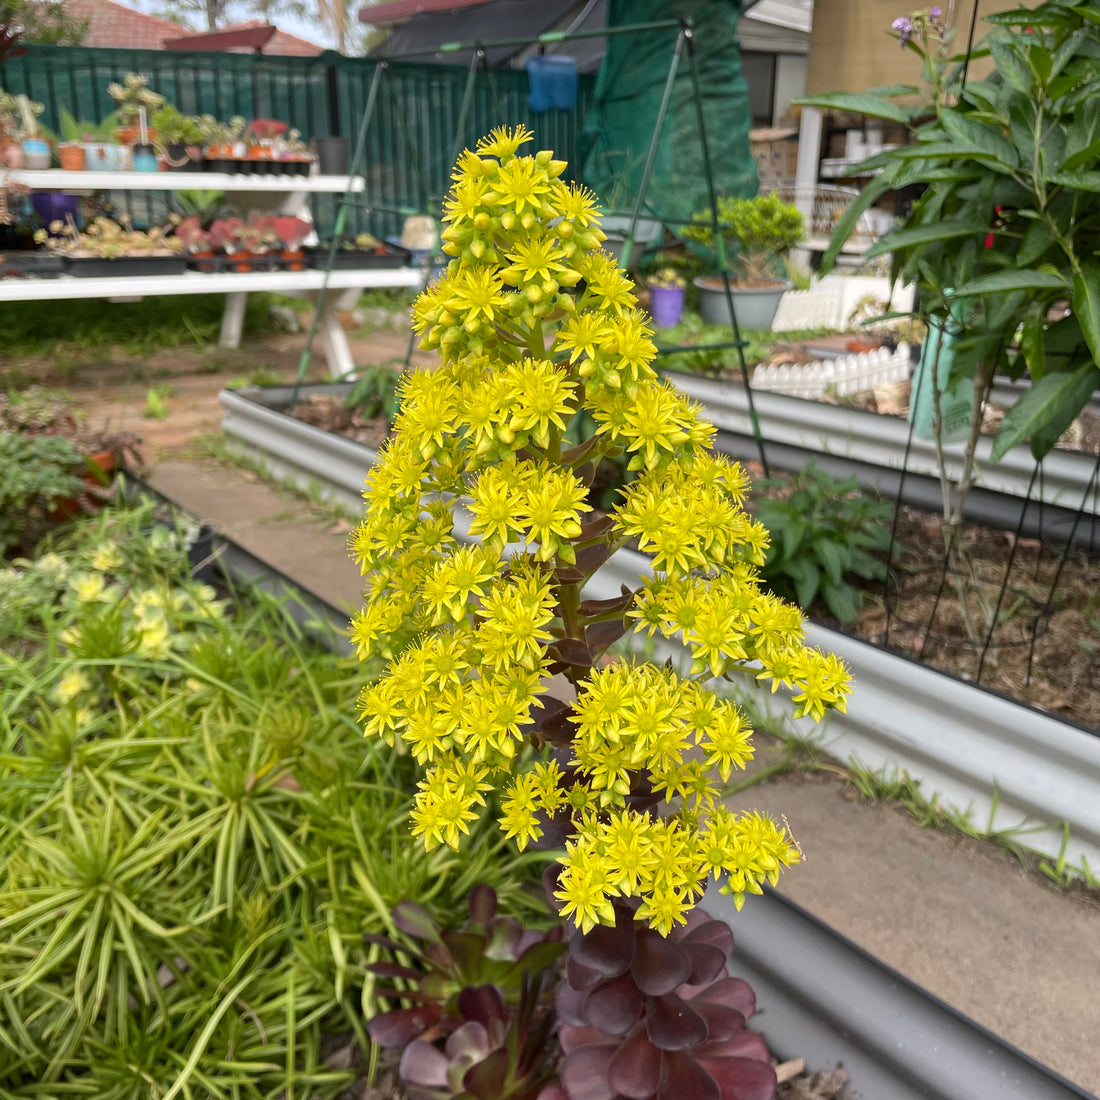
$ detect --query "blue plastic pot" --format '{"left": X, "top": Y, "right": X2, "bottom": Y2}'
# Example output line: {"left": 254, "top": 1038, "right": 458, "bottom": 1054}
{"left": 31, "top": 190, "right": 81, "bottom": 232}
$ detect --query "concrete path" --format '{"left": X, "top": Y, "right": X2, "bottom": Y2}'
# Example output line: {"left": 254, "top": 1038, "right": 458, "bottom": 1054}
{"left": 145, "top": 454, "right": 1100, "bottom": 1096}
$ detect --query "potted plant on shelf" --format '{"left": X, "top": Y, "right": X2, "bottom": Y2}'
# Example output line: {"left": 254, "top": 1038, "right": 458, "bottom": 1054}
{"left": 273, "top": 215, "right": 311, "bottom": 270}
{"left": 238, "top": 213, "right": 277, "bottom": 268}
{"left": 50, "top": 107, "right": 89, "bottom": 170}
{"left": 303, "top": 230, "right": 411, "bottom": 270}
{"left": 684, "top": 191, "right": 804, "bottom": 330}
{"left": 0, "top": 88, "right": 26, "bottom": 168}
{"left": 646, "top": 266, "right": 686, "bottom": 328}
{"left": 244, "top": 118, "right": 286, "bottom": 173}
{"left": 9, "top": 92, "right": 49, "bottom": 169}
{"left": 278, "top": 128, "right": 313, "bottom": 176}
{"left": 209, "top": 216, "right": 246, "bottom": 269}
{"left": 174, "top": 214, "right": 217, "bottom": 271}
{"left": 151, "top": 104, "right": 203, "bottom": 171}
{"left": 106, "top": 72, "right": 164, "bottom": 146}
{"left": 36, "top": 214, "right": 186, "bottom": 276}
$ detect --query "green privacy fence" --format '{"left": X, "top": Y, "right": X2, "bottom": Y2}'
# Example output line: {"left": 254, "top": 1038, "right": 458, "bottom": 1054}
{"left": 0, "top": 45, "right": 596, "bottom": 238}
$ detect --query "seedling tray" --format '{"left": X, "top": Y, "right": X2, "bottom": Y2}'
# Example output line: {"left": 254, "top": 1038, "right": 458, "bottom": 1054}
{"left": 0, "top": 252, "right": 65, "bottom": 278}
{"left": 64, "top": 255, "right": 190, "bottom": 278}
{"left": 304, "top": 242, "right": 412, "bottom": 270}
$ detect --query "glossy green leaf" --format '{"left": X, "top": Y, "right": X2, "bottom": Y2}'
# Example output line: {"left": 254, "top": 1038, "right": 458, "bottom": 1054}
{"left": 818, "top": 172, "right": 895, "bottom": 274}
{"left": 992, "top": 363, "right": 1100, "bottom": 460}
{"left": 863, "top": 221, "right": 977, "bottom": 259}
{"left": 1017, "top": 219, "right": 1055, "bottom": 267}
{"left": 1051, "top": 170, "right": 1100, "bottom": 191}
{"left": 813, "top": 538, "right": 846, "bottom": 586}
{"left": 953, "top": 270, "right": 1069, "bottom": 296}
{"left": 792, "top": 92, "right": 913, "bottom": 124}
{"left": 1061, "top": 138, "right": 1100, "bottom": 172}
{"left": 1072, "top": 262, "right": 1100, "bottom": 361}
{"left": 940, "top": 110, "right": 1020, "bottom": 168}
{"left": 990, "top": 38, "right": 1033, "bottom": 94}
{"left": 821, "top": 579, "right": 860, "bottom": 625}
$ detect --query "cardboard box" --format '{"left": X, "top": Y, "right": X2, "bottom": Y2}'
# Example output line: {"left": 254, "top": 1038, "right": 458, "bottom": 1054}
{"left": 750, "top": 127, "right": 799, "bottom": 181}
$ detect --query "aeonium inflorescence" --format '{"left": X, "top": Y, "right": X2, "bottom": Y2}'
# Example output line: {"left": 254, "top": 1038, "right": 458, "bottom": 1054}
{"left": 350, "top": 126, "right": 851, "bottom": 936}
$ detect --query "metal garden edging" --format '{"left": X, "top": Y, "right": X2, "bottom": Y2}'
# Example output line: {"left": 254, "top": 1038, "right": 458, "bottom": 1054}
{"left": 219, "top": 384, "right": 376, "bottom": 514}
{"left": 670, "top": 373, "right": 1100, "bottom": 547}
{"left": 219, "top": 386, "right": 1100, "bottom": 868}
{"left": 134, "top": 473, "right": 1092, "bottom": 1100}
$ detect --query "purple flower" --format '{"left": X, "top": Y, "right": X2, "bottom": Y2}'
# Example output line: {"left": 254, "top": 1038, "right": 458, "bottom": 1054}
{"left": 930, "top": 5, "right": 942, "bottom": 17}
{"left": 892, "top": 15, "right": 912, "bottom": 45}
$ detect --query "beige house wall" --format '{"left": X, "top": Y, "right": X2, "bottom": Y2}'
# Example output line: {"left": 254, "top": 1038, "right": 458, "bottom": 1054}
{"left": 805, "top": 0, "right": 1043, "bottom": 95}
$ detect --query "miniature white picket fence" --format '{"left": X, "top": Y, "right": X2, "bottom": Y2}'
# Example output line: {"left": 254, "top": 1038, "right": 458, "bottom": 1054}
{"left": 752, "top": 344, "right": 912, "bottom": 399}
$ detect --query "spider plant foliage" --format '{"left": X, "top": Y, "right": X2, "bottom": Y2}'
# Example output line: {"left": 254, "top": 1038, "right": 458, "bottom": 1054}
{"left": 0, "top": 504, "right": 548, "bottom": 1097}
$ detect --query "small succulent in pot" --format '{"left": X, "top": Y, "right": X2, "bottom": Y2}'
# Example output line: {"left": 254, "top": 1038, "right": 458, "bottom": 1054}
{"left": 367, "top": 885, "right": 564, "bottom": 1100}
{"left": 273, "top": 215, "right": 311, "bottom": 252}
{"left": 647, "top": 267, "right": 686, "bottom": 290}
{"left": 174, "top": 215, "right": 211, "bottom": 254}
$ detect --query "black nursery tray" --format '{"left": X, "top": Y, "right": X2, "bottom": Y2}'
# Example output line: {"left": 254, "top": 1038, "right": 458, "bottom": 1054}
{"left": 0, "top": 252, "right": 65, "bottom": 279}
{"left": 303, "top": 242, "right": 412, "bottom": 270}
{"left": 64, "top": 255, "right": 190, "bottom": 278}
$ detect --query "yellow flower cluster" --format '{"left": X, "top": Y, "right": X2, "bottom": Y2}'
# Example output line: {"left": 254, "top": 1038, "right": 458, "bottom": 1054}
{"left": 351, "top": 127, "right": 852, "bottom": 933}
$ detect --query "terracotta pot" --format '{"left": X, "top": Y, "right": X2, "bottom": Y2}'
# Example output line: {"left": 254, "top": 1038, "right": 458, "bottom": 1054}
{"left": 57, "top": 143, "right": 86, "bottom": 170}
{"left": 845, "top": 337, "right": 885, "bottom": 353}
{"left": 230, "top": 251, "right": 251, "bottom": 273}
{"left": 281, "top": 248, "right": 305, "bottom": 271}
{"left": 1, "top": 137, "right": 24, "bottom": 168}
{"left": 115, "top": 126, "right": 158, "bottom": 146}
{"left": 191, "top": 249, "right": 217, "bottom": 273}
{"left": 52, "top": 449, "right": 116, "bottom": 521}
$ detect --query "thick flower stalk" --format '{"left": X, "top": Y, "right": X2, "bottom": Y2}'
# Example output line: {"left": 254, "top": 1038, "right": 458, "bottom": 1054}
{"left": 351, "top": 127, "right": 851, "bottom": 935}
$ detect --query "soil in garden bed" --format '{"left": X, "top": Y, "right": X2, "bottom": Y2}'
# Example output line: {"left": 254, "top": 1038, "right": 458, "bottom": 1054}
{"left": 288, "top": 393, "right": 392, "bottom": 450}
{"left": 816, "top": 505, "right": 1100, "bottom": 730}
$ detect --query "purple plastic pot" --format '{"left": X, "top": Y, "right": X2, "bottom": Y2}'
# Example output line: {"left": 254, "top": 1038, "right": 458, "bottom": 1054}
{"left": 31, "top": 191, "right": 81, "bottom": 232}
{"left": 649, "top": 284, "right": 685, "bottom": 328}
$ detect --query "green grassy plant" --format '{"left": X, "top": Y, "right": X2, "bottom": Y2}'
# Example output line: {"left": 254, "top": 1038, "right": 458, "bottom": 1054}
{"left": 0, "top": 295, "right": 276, "bottom": 362}
{"left": 0, "top": 503, "right": 551, "bottom": 1097}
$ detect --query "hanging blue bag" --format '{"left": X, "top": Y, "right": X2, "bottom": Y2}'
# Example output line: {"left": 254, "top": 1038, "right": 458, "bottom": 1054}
{"left": 526, "top": 55, "right": 578, "bottom": 112}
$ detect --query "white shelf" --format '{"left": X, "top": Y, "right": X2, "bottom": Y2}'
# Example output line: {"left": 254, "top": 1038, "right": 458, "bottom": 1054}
{"left": 0, "top": 266, "right": 420, "bottom": 303}
{"left": 8, "top": 170, "right": 366, "bottom": 193}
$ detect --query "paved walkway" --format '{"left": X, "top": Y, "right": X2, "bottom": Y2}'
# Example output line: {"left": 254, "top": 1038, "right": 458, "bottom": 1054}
{"left": 145, "top": 453, "right": 1100, "bottom": 1096}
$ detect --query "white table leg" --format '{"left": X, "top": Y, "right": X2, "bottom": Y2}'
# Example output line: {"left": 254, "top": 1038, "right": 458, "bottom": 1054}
{"left": 318, "top": 296, "right": 357, "bottom": 379}
{"left": 220, "top": 291, "right": 249, "bottom": 349}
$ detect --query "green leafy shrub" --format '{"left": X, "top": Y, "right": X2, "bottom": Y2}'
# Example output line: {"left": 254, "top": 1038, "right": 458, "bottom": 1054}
{"left": 753, "top": 463, "right": 895, "bottom": 623}
{"left": 343, "top": 362, "right": 403, "bottom": 425}
{"left": 0, "top": 503, "right": 550, "bottom": 1097}
{"left": 682, "top": 192, "right": 805, "bottom": 283}
{"left": 0, "top": 431, "right": 84, "bottom": 554}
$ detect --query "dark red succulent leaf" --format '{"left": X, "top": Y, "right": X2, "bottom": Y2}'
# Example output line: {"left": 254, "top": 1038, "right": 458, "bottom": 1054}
{"left": 363, "top": 930, "right": 421, "bottom": 958}
{"left": 575, "top": 542, "right": 612, "bottom": 574}
{"left": 444, "top": 1020, "right": 492, "bottom": 1061}
{"left": 571, "top": 913, "right": 636, "bottom": 976}
{"left": 458, "top": 984, "right": 506, "bottom": 1028}
{"left": 512, "top": 939, "right": 567, "bottom": 978}
{"left": 567, "top": 954, "right": 605, "bottom": 991}
{"left": 697, "top": 1056, "right": 777, "bottom": 1100}
{"left": 485, "top": 916, "right": 523, "bottom": 960}
{"left": 562, "top": 435, "right": 602, "bottom": 465}
{"left": 607, "top": 1026, "right": 662, "bottom": 1099}
{"left": 681, "top": 920, "right": 734, "bottom": 958}
{"left": 586, "top": 618, "right": 628, "bottom": 653}
{"left": 553, "top": 638, "right": 593, "bottom": 667}
{"left": 577, "top": 515, "right": 616, "bottom": 540}
{"left": 578, "top": 591, "right": 635, "bottom": 617}
{"left": 696, "top": 1029, "right": 771, "bottom": 1064}
{"left": 560, "top": 1044, "right": 617, "bottom": 1100}
{"left": 367, "top": 960, "right": 426, "bottom": 981}
{"left": 556, "top": 979, "right": 589, "bottom": 1027}
{"left": 631, "top": 929, "right": 691, "bottom": 996}
{"left": 681, "top": 942, "right": 728, "bottom": 988}
{"left": 394, "top": 900, "right": 444, "bottom": 943}
{"left": 656, "top": 1051, "right": 720, "bottom": 1100}
{"left": 543, "top": 863, "right": 563, "bottom": 910}
{"left": 554, "top": 566, "right": 587, "bottom": 585}
{"left": 559, "top": 1022, "right": 614, "bottom": 1054}
{"left": 538, "top": 1085, "right": 570, "bottom": 1100}
{"left": 468, "top": 885, "right": 498, "bottom": 925}
{"left": 441, "top": 930, "right": 490, "bottom": 978}
{"left": 695, "top": 977, "right": 756, "bottom": 1020}
{"left": 463, "top": 1046, "right": 510, "bottom": 1100}
{"left": 691, "top": 1001, "right": 746, "bottom": 1045}
{"left": 580, "top": 972, "right": 645, "bottom": 1036}
{"left": 519, "top": 925, "right": 561, "bottom": 953}
{"left": 399, "top": 1038, "right": 451, "bottom": 1088}
{"left": 368, "top": 1004, "right": 443, "bottom": 1048}
{"left": 644, "top": 993, "right": 708, "bottom": 1051}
